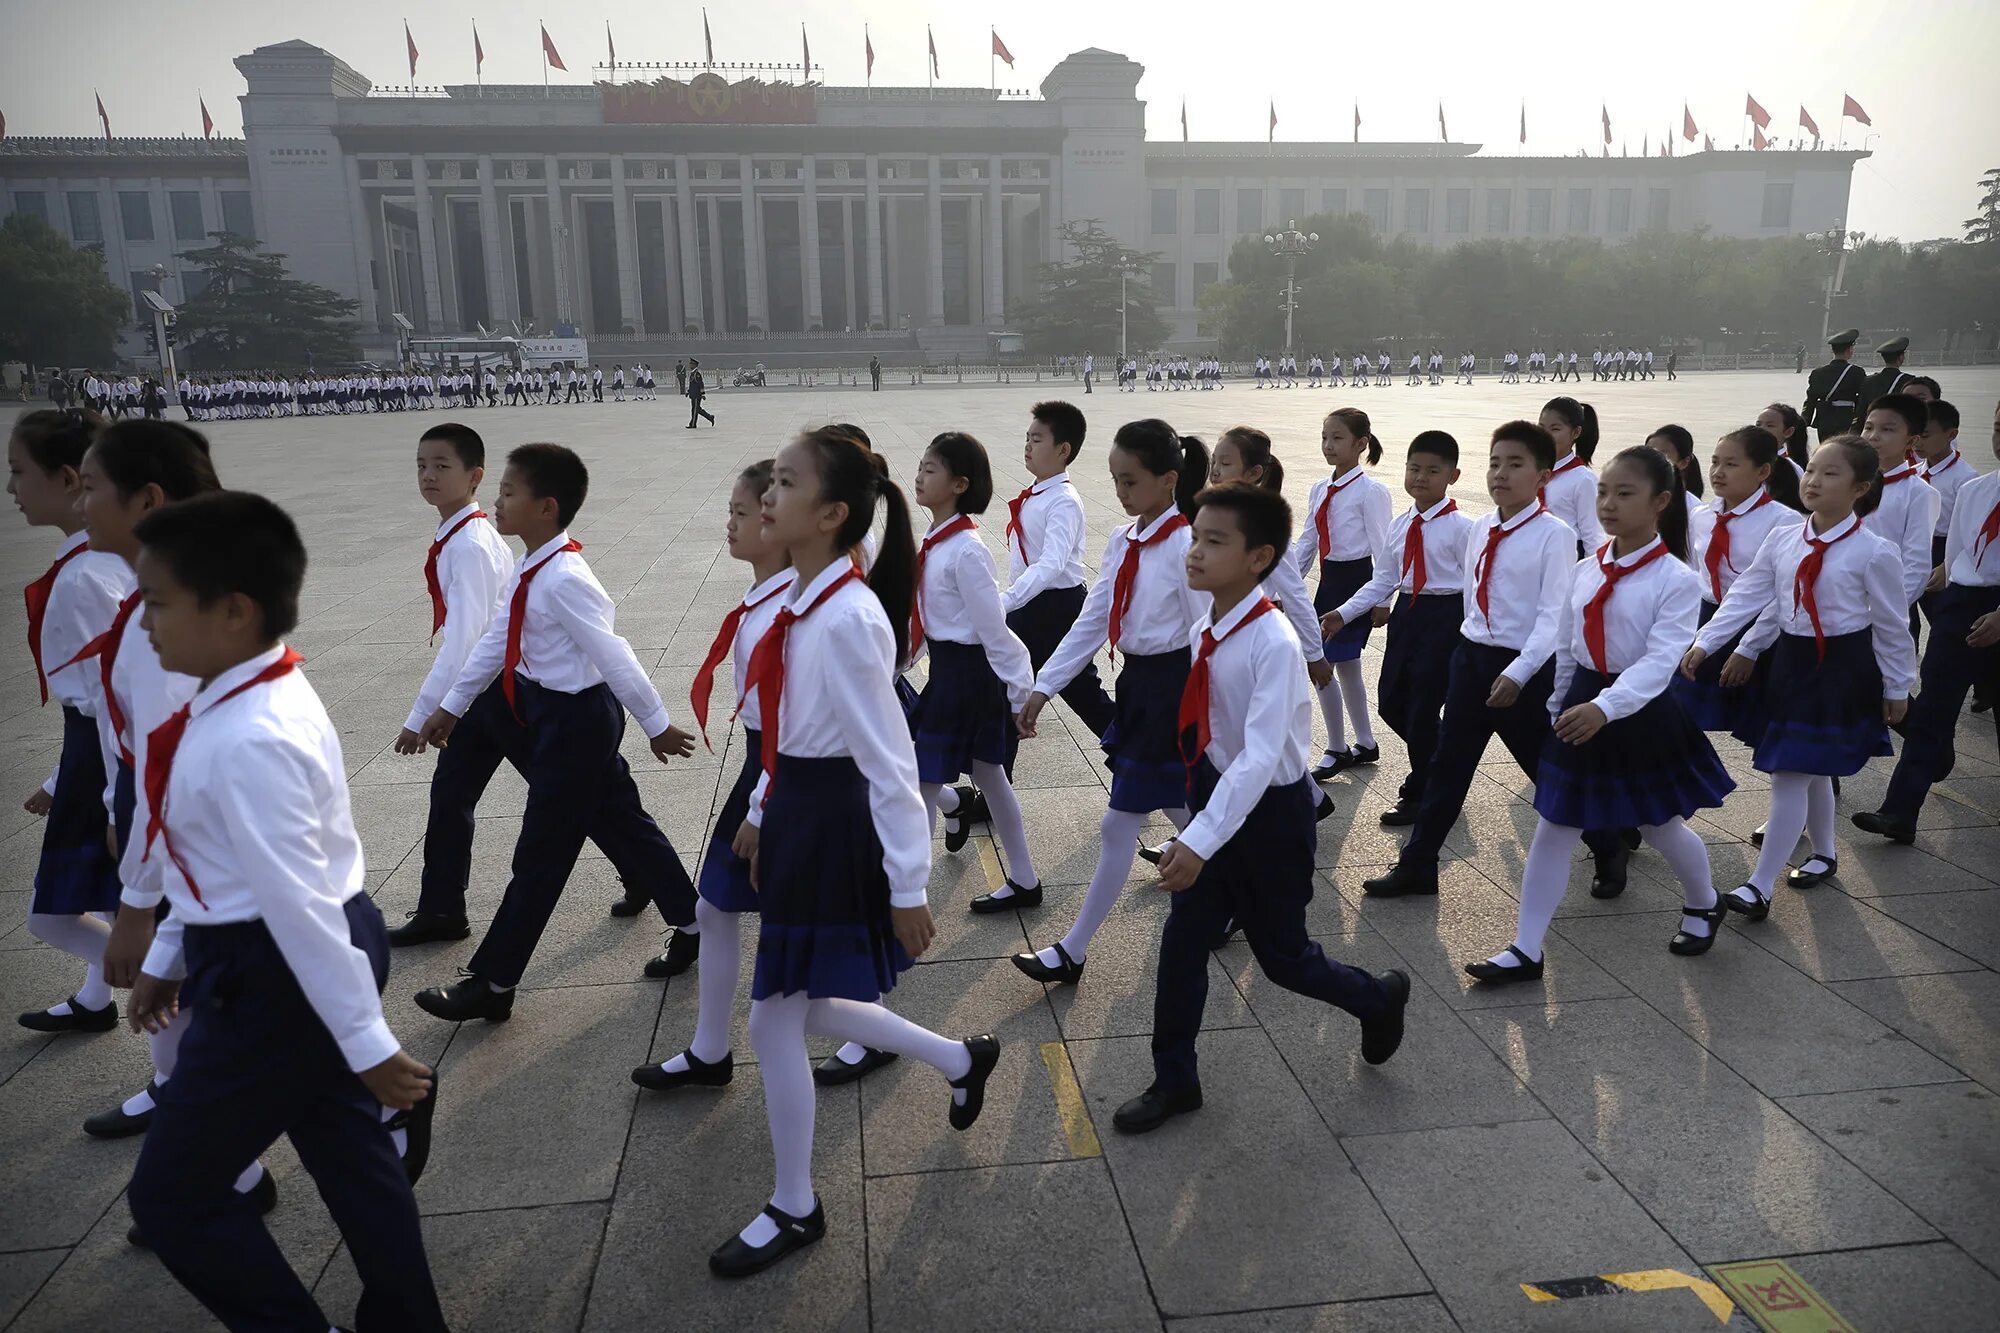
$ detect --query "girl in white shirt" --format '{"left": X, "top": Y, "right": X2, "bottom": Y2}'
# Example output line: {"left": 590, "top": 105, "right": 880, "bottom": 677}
{"left": 1756, "top": 403, "right": 1812, "bottom": 479}
{"left": 1538, "top": 396, "right": 1604, "bottom": 557}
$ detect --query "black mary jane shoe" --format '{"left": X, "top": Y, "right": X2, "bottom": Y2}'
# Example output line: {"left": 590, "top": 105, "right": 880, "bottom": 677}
{"left": 643, "top": 927, "right": 700, "bottom": 979}
{"left": 708, "top": 1198, "right": 827, "bottom": 1279}
{"left": 1320, "top": 744, "right": 1380, "bottom": 779}
{"left": 1316, "top": 790, "right": 1336, "bottom": 823}
{"left": 1463, "top": 945, "right": 1545, "bottom": 985}
{"left": 1668, "top": 899, "right": 1730, "bottom": 956}
{"left": 1363, "top": 862, "right": 1441, "bottom": 898}
{"left": 948, "top": 1035, "right": 1001, "bottom": 1130}
{"left": 1721, "top": 883, "right": 1771, "bottom": 923}
{"left": 943, "top": 784, "right": 988, "bottom": 853}
{"left": 388, "top": 1067, "right": 440, "bottom": 1185}
{"left": 812, "top": 1047, "right": 898, "bottom": 1086}
{"left": 609, "top": 878, "right": 651, "bottom": 918}
{"left": 1378, "top": 799, "right": 1419, "bottom": 827}
{"left": 83, "top": 1082, "right": 159, "bottom": 1139}
{"left": 413, "top": 975, "right": 515, "bottom": 1023}
{"left": 1359, "top": 970, "right": 1411, "bottom": 1065}
{"left": 1786, "top": 856, "right": 1839, "bottom": 889}
{"left": 1851, "top": 810, "right": 1917, "bottom": 845}
{"left": 1589, "top": 840, "right": 1632, "bottom": 899}
{"left": 632, "top": 1048, "right": 734, "bottom": 1092}
{"left": 1011, "top": 940, "right": 1085, "bottom": 986}
{"left": 17, "top": 994, "right": 118, "bottom": 1034}
{"left": 131, "top": 1168, "right": 279, "bottom": 1248}
{"left": 969, "top": 880, "right": 1042, "bottom": 914}
{"left": 1136, "top": 838, "right": 1174, "bottom": 866}
{"left": 1309, "top": 751, "right": 1342, "bottom": 781}
{"left": 1112, "top": 1083, "right": 1203, "bottom": 1134}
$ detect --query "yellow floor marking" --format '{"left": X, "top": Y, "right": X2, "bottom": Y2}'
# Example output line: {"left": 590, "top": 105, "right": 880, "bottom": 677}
{"left": 977, "top": 838, "right": 1005, "bottom": 892}
{"left": 1038, "top": 1041, "right": 1101, "bottom": 1159}
{"left": 1519, "top": 1285, "right": 1561, "bottom": 1303}
{"left": 1605, "top": 1270, "right": 1737, "bottom": 1324}
{"left": 1709, "top": 1260, "right": 1859, "bottom": 1333}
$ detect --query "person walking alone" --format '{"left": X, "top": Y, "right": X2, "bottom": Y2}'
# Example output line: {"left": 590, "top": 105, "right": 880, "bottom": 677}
{"left": 686, "top": 359, "right": 715, "bottom": 429}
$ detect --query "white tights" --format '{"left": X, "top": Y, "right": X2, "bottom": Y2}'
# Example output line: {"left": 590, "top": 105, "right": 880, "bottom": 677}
{"left": 1502, "top": 816, "right": 1719, "bottom": 963}
{"left": 26, "top": 912, "right": 114, "bottom": 1011}
{"left": 1316, "top": 659, "right": 1376, "bottom": 754}
{"left": 1031, "top": 805, "right": 1189, "bottom": 968}
{"left": 1745, "top": 772, "right": 1837, "bottom": 896}
{"left": 922, "top": 760, "right": 1039, "bottom": 888}
{"left": 658, "top": 897, "right": 740, "bottom": 1071}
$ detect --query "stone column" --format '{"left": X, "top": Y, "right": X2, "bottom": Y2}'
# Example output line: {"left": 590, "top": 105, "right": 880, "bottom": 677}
{"left": 801, "top": 156, "right": 824, "bottom": 331}
{"left": 609, "top": 156, "right": 643, "bottom": 335}
{"left": 863, "top": 155, "right": 885, "bottom": 329}
{"left": 739, "top": 156, "right": 767, "bottom": 330}
{"left": 925, "top": 155, "right": 946, "bottom": 325}
{"left": 412, "top": 158, "right": 446, "bottom": 332}
{"left": 884, "top": 193, "right": 900, "bottom": 326}
{"left": 541, "top": 156, "right": 571, "bottom": 327}
{"left": 986, "top": 156, "right": 1005, "bottom": 327}
{"left": 674, "top": 156, "right": 703, "bottom": 332}
{"left": 477, "top": 156, "right": 510, "bottom": 325}
{"left": 706, "top": 193, "right": 726, "bottom": 333}
{"left": 841, "top": 199, "right": 858, "bottom": 331}
{"left": 344, "top": 156, "right": 380, "bottom": 327}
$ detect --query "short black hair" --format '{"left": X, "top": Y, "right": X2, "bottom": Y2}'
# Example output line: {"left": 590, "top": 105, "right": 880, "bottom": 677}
{"left": 1491, "top": 420, "right": 1556, "bottom": 470}
{"left": 420, "top": 421, "right": 484, "bottom": 470}
{"left": 1927, "top": 399, "right": 1960, "bottom": 431}
{"left": 1192, "top": 480, "right": 1292, "bottom": 580}
{"left": 506, "top": 443, "right": 589, "bottom": 527}
{"left": 1031, "top": 400, "right": 1086, "bottom": 463}
{"left": 1908, "top": 375, "right": 1942, "bottom": 399}
{"left": 1869, "top": 393, "right": 1927, "bottom": 437}
{"left": 924, "top": 432, "right": 996, "bottom": 514}
{"left": 1408, "top": 430, "right": 1460, "bottom": 466}
{"left": 134, "top": 491, "right": 305, "bottom": 639}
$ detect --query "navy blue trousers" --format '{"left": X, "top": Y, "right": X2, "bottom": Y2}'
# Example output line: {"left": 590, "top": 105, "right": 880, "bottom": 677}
{"left": 467, "top": 676, "right": 694, "bottom": 987}
{"left": 1008, "top": 584, "right": 1114, "bottom": 737}
{"left": 1151, "top": 765, "right": 1386, "bottom": 1092}
{"left": 418, "top": 680, "right": 672, "bottom": 918}
{"left": 129, "top": 895, "right": 447, "bottom": 1333}
{"left": 1883, "top": 583, "right": 2000, "bottom": 821}
{"left": 1376, "top": 592, "right": 1463, "bottom": 804}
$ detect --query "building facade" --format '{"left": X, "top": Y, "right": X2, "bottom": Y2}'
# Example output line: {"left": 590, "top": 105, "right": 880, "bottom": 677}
{"left": 1, "top": 40, "right": 1864, "bottom": 353}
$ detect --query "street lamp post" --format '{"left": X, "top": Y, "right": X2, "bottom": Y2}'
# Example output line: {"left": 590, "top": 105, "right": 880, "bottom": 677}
{"left": 1264, "top": 220, "right": 1318, "bottom": 362}
{"left": 1116, "top": 254, "right": 1143, "bottom": 369}
{"left": 1808, "top": 221, "right": 1858, "bottom": 349}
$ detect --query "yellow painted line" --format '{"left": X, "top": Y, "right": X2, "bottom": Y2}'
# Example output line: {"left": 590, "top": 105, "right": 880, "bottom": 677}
{"left": 1709, "top": 1260, "right": 1859, "bottom": 1333}
{"left": 1038, "top": 1041, "right": 1101, "bottom": 1159}
{"left": 1519, "top": 1284, "right": 1561, "bottom": 1303}
{"left": 1605, "top": 1270, "right": 1737, "bottom": 1325}
{"left": 976, "top": 837, "right": 1005, "bottom": 893}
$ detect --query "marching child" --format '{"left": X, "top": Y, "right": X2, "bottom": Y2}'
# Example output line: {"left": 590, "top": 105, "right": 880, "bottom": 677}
{"left": 1861, "top": 394, "right": 1943, "bottom": 616}
{"left": 1914, "top": 400, "right": 1969, "bottom": 638}
{"left": 1539, "top": 396, "right": 1604, "bottom": 557}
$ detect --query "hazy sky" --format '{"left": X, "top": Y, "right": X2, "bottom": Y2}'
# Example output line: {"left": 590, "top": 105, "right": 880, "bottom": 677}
{"left": 4, "top": 0, "right": 1995, "bottom": 241}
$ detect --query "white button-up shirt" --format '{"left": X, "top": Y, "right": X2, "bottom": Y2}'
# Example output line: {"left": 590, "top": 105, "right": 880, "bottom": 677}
{"left": 133, "top": 646, "right": 396, "bottom": 1074}
{"left": 1689, "top": 489, "right": 1794, "bottom": 606}
{"left": 742, "top": 562, "right": 931, "bottom": 908}
{"left": 1037, "top": 509, "right": 1204, "bottom": 697}
{"left": 1332, "top": 497, "right": 1474, "bottom": 623}
{"left": 1540, "top": 454, "right": 1604, "bottom": 552}
{"left": 1945, "top": 470, "right": 2000, "bottom": 589}
{"left": 916, "top": 520, "right": 1036, "bottom": 711}
{"left": 1696, "top": 513, "right": 1919, "bottom": 698}
{"left": 36, "top": 533, "right": 135, "bottom": 792}
{"left": 441, "top": 532, "right": 673, "bottom": 738}
{"left": 108, "top": 609, "right": 200, "bottom": 902}
{"left": 1176, "top": 595, "right": 1313, "bottom": 863}
{"left": 405, "top": 505, "right": 514, "bottom": 733}
{"left": 1456, "top": 505, "right": 1577, "bottom": 685}
{"left": 1001, "top": 472, "right": 1089, "bottom": 612}
{"left": 1871, "top": 462, "right": 1943, "bottom": 605}
{"left": 1290, "top": 469, "right": 1393, "bottom": 570}
{"left": 1258, "top": 539, "right": 1326, "bottom": 665}
{"left": 1551, "top": 538, "right": 1702, "bottom": 722}
{"left": 1922, "top": 449, "right": 1975, "bottom": 538}
{"left": 722, "top": 569, "right": 798, "bottom": 732}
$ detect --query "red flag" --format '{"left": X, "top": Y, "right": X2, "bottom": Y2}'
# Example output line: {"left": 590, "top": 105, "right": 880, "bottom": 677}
{"left": 1745, "top": 93, "right": 1770, "bottom": 128}
{"left": 1601, "top": 104, "right": 1612, "bottom": 145}
{"left": 542, "top": 23, "right": 565, "bottom": 71}
{"left": 927, "top": 25, "right": 938, "bottom": 79}
{"left": 1181, "top": 99, "right": 1188, "bottom": 143}
{"left": 1683, "top": 104, "right": 1697, "bottom": 142}
{"left": 405, "top": 20, "right": 418, "bottom": 80}
{"left": 200, "top": 95, "right": 213, "bottom": 139}
{"left": 1842, "top": 94, "right": 1871, "bottom": 126}
{"left": 1269, "top": 101, "right": 1277, "bottom": 142}
{"left": 1798, "top": 106, "right": 1819, "bottom": 139}
{"left": 95, "top": 91, "right": 110, "bottom": 141}
{"left": 1519, "top": 102, "right": 1526, "bottom": 145}
{"left": 1753, "top": 124, "right": 1768, "bottom": 151}
{"left": 991, "top": 30, "right": 1013, "bottom": 68}
{"left": 865, "top": 26, "right": 874, "bottom": 79}
{"left": 802, "top": 25, "right": 811, "bottom": 78}
{"left": 1437, "top": 101, "right": 1447, "bottom": 142}
{"left": 474, "top": 21, "right": 484, "bottom": 73}
{"left": 606, "top": 22, "right": 615, "bottom": 78}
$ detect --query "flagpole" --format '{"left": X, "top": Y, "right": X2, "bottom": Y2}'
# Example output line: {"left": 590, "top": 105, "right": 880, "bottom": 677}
{"left": 865, "top": 24, "right": 870, "bottom": 90}
{"left": 542, "top": 19, "right": 548, "bottom": 91}
{"left": 990, "top": 28, "right": 994, "bottom": 91}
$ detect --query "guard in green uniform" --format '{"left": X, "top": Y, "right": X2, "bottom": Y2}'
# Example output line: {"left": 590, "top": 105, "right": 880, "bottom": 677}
{"left": 1803, "top": 329, "right": 1866, "bottom": 442}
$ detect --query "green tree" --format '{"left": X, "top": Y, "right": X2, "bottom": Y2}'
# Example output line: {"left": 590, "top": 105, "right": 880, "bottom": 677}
{"left": 1016, "top": 221, "right": 1169, "bottom": 355}
{"left": 175, "top": 231, "right": 360, "bottom": 368}
{"left": 1964, "top": 168, "right": 1999, "bottom": 244}
{"left": 0, "top": 213, "right": 131, "bottom": 366}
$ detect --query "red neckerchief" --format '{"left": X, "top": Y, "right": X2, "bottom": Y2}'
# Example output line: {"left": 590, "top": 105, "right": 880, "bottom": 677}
{"left": 1177, "top": 598, "right": 1276, "bottom": 778}
{"left": 1704, "top": 490, "right": 1774, "bottom": 603}
{"left": 1924, "top": 450, "right": 1961, "bottom": 480}
{"left": 1473, "top": 505, "right": 1546, "bottom": 623}
{"left": 1314, "top": 470, "right": 1363, "bottom": 560}
{"left": 690, "top": 573, "right": 793, "bottom": 751}
{"left": 1582, "top": 539, "right": 1671, "bottom": 674}
{"left": 911, "top": 514, "right": 977, "bottom": 651}
{"left": 502, "top": 539, "right": 583, "bottom": 724}
{"left": 1794, "top": 516, "right": 1864, "bottom": 662}
{"left": 24, "top": 540, "right": 90, "bottom": 705}
{"left": 1538, "top": 454, "right": 1587, "bottom": 504}
{"left": 1401, "top": 500, "right": 1458, "bottom": 595}
{"left": 1005, "top": 477, "right": 1060, "bottom": 564}
{"left": 1881, "top": 459, "right": 1921, "bottom": 486}
{"left": 424, "top": 509, "right": 488, "bottom": 638}
{"left": 1109, "top": 512, "right": 1189, "bottom": 651}
{"left": 738, "top": 564, "right": 863, "bottom": 798}
{"left": 55, "top": 590, "right": 142, "bottom": 764}
{"left": 1973, "top": 497, "right": 2000, "bottom": 565}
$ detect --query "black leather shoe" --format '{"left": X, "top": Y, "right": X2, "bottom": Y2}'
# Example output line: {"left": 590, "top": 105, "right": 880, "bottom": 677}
{"left": 414, "top": 976, "right": 515, "bottom": 1023}
{"left": 1310, "top": 751, "right": 1342, "bottom": 781}
{"left": 948, "top": 1035, "right": 1001, "bottom": 1130}
{"left": 1669, "top": 899, "right": 1729, "bottom": 956}
{"left": 1786, "top": 856, "right": 1839, "bottom": 889}
{"left": 609, "top": 878, "right": 651, "bottom": 918}
{"left": 84, "top": 1082, "right": 158, "bottom": 1139}
{"left": 1011, "top": 940, "right": 1085, "bottom": 985}
{"left": 387, "top": 1067, "right": 439, "bottom": 1184}
{"left": 1359, "top": 970, "right": 1410, "bottom": 1065}
{"left": 1378, "top": 799, "right": 1419, "bottom": 827}
{"left": 1320, "top": 744, "right": 1380, "bottom": 779}
{"left": 969, "top": 880, "right": 1042, "bottom": 913}
{"left": 1851, "top": 810, "right": 1917, "bottom": 845}
{"left": 1721, "top": 883, "right": 1771, "bottom": 922}
{"left": 643, "top": 928, "right": 700, "bottom": 979}
{"left": 1464, "top": 945, "right": 1545, "bottom": 984}
{"left": 1589, "top": 840, "right": 1631, "bottom": 899}
{"left": 1112, "top": 1083, "right": 1203, "bottom": 1134}
{"left": 943, "top": 784, "right": 987, "bottom": 853}
{"left": 386, "top": 912, "right": 471, "bottom": 947}
{"left": 132, "top": 1167, "right": 278, "bottom": 1247}
{"left": 1316, "top": 790, "right": 1336, "bottom": 823}
{"left": 708, "top": 1198, "right": 826, "bottom": 1278}
{"left": 17, "top": 994, "right": 118, "bottom": 1034}
{"left": 1136, "top": 838, "right": 1174, "bottom": 866}
{"left": 1363, "top": 862, "right": 1440, "bottom": 898}
{"left": 632, "top": 1048, "right": 734, "bottom": 1092}
{"left": 812, "top": 1047, "right": 898, "bottom": 1086}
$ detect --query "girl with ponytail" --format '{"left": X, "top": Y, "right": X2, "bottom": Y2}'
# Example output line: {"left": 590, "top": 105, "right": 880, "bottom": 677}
{"left": 1540, "top": 396, "right": 1604, "bottom": 555}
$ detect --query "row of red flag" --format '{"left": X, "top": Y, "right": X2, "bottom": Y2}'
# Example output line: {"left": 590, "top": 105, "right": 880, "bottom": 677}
{"left": 1240, "top": 93, "right": 1872, "bottom": 150}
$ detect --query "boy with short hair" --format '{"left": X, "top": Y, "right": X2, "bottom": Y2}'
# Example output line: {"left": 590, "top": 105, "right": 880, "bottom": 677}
{"left": 116, "top": 491, "right": 446, "bottom": 1331}
{"left": 1862, "top": 394, "right": 1943, "bottom": 612}
{"left": 1116, "top": 482, "right": 1408, "bottom": 1134}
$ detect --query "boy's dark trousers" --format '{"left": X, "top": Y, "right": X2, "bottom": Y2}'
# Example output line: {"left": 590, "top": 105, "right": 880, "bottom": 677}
{"left": 1151, "top": 767, "right": 1387, "bottom": 1092}
{"left": 129, "top": 894, "right": 448, "bottom": 1332}
{"left": 1376, "top": 592, "right": 1463, "bottom": 807}
{"left": 1881, "top": 583, "right": 2000, "bottom": 821}
{"left": 1003, "top": 584, "right": 1115, "bottom": 770}
{"left": 468, "top": 676, "right": 695, "bottom": 987}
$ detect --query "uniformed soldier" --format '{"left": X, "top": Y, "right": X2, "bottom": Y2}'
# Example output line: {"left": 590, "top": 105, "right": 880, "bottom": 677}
{"left": 1855, "top": 335, "right": 1913, "bottom": 424}
{"left": 1802, "top": 329, "right": 1867, "bottom": 441}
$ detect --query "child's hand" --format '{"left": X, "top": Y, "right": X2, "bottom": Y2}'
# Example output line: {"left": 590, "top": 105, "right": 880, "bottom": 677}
{"left": 891, "top": 904, "right": 936, "bottom": 959}
{"left": 650, "top": 725, "right": 697, "bottom": 763}
{"left": 1308, "top": 658, "right": 1333, "bottom": 690}
{"left": 419, "top": 708, "right": 458, "bottom": 749}
{"left": 1884, "top": 697, "right": 1909, "bottom": 727}
{"left": 1718, "top": 653, "right": 1756, "bottom": 688}
{"left": 392, "top": 728, "right": 428, "bottom": 756}
{"left": 127, "top": 973, "right": 181, "bottom": 1034}
{"left": 1318, "top": 610, "right": 1346, "bottom": 638}
{"left": 1369, "top": 605, "right": 1392, "bottom": 628}
{"left": 1487, "top": 675, "right": 1521, "bottom": 708}
{"left": 103, "top": 906, "right": 157, "bottom": 989}
{"left": 1155, "top": 842, "right": 1206, "bottom": 892}
{"left": 1017, "top": 692, "right": 1048, "bottom": 738}
{"left": 1925, "top": 564, "right": 1948, "bottom": 595}
{"left": 1678, "top": 646, "right": 1708, "bottom": 681}
{"left": 1553, "top": 702, "right": 1608, "bottom": 744}
{"left": 730, "top": 819, "right": 759, "bottom": 863}
{"left": 1970, "top": 612, "right": 2000, "bottom": 649}
{"left": 359, "top": 1049, "right": 434, "bottom": 1113}
{"left": 23, "top": 788, "right": 52, "bottom": 816}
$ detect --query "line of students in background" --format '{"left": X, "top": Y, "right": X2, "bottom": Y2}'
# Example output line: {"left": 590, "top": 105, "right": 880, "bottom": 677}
{"left": 8, "top": 385, "right": 1997, "bottom": 1317}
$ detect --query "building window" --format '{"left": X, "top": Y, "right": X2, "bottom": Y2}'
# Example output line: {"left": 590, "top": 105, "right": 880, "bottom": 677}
{"left": 1647, "top": 188, "right": 1671, "bottom": 231}
{"left": 118, "top": 191, "right": 155, "bottom": 242}
{"left": 1486, "top": 189, "right": 1512, "bottom": 233}
{"left": 1150, "top": 262, "right": 1176, "bottom": 302}
{"left": 1363, "top": 188, "right": 1389, "bottom": 234}
{"left": 1278, "top": 189, "right": 1306, "bottom": 225}
{"left": 1608, "top": 188, "right": 1632, "bottom": 233}
{"left": 181, "top": 269, "right": 210, "bottom": 301}
{"left": 1235, "top": 189, "right": 1262, "bottom": 234}
{"left": 1193, "top": 188, "right": 1220, "bottom": 235}
{"left": 1192, "top": 261, "right": 1219, "bottom": 303}
{"left": 1321, "top": 188, "right": 1347, "bottom": 214}
{"left": 1445, "top": 188, "right": 1471, "bottom": 234}
{"left": 1150, "top": 188, "right": 1177, "bottom": 236}
{"left": 128, "top": 270, "right": 162, "bottom": 324}
{"left": 1528, "top": 188, "right": 1552, "bottom": 233}
{"left": 1567, "top": 188, "right": 1592, "bottom": 232}
{"left": 10, "top": 190, "right": 48, "bottom": 224}
{"left": 1760, "top": 182, "right": 1793, "bottom": 229}
{"left": 1404, "top": 189, "right": 1430, "bottom": 234}
{"left": 220, "top": 190, "right": 255, "bottom": 239}
{"left": 168, "top": 191, "right": 205, "bottom": 242}
{"left": 67, "top": 191, "right": 103, "bottom": 246}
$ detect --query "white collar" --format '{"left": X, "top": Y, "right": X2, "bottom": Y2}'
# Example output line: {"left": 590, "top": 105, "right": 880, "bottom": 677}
{"left": 523, "top": 532, "right": 575, "bottom": 566}
{"left": 1207, "top": 591, "right": 1271, "bottom": 639}
{"left": 1807, "top": 512, "right": 1861, "bottom": 543}
{"left": 1602, "top": 535, "right": 1664, "bottom": 568}
{"left": 436, "top": 502, "right": 483, "bottom": 538}
{"left": 1413, "top": 496, "right": 1456, "bottom": 522}
{"left": 1716, "top": 487, "right": 1770, "bottom": 518}
{"left": 191, "top": 643, "right": 291, "bottom": 718}
{"left": 1131, "top": 507, "right": 1182, "bottom": 542}
{"left": 745, "top": 568, "right": 798, "bottom": 603}
{"left": 1497, "top": 503, "right": 1546, "bottom": 534}
{"left": 53, "top": 529, "right": 90, "bottom": 560}
{"left": 792, "top": 557, "right": 856, "bottom": 607}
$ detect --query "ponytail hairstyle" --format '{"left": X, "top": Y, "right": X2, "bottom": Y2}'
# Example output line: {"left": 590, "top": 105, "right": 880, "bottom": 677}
{"left": 1646, "top": 424, "right": 1704, "bottom": 497}
{"left": 1608, "top": 444, "right": 1689, "bottom": 562}
{"left": 1327, "top": 407, "right": 1384, "bottom": 466}
{"left": 1822, "top": 433, "right": 1884, "bottom": 517}
{"left": 1112, "top": 418, "right": 1211, "bottom": 518}
{"left": 1762, "top": 402, "right": 1809, "bottom": 471}
{"left": 1719, "top": 425, "right": 1804, "bottom": 513}
{"left": 87, "top": 420, "right": 221, "bottom": 502}
{"left": 1218, "top": 425, "right": 1285, "bottom": 492}
{"left": 10, "top": 408, "right": 100, "bottom": 474}
{"left": 797, "top": 424, "right": 917, "bottom": 666}
{"left": 1543, "top": 396, "right": 1600, "bottom": 463}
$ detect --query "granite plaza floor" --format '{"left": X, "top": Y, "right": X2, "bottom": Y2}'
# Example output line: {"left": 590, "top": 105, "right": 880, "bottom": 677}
{"left": 3, "top": 367, "right": 1999, "bottom": 1331}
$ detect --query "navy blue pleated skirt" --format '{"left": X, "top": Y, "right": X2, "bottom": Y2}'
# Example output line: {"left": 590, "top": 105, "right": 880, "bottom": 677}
{"left": 910, "top": 638, "right": 1012, "bottom": 783}
{"left": 697, "top": 728, "right": 762, "bottom": 913}
{"left": 1534, "top": 668, "right": 1736, "bottom": 828}
{"left": 1314, "top": 557, "right": 1377, "bottom": 661}
{"left": 31, "top": 705, "right": 121, "bottom": 915}
{"left": 1743, "top": 630, "right": 1895, "bottom": 776}
{"left": 751, "top": 754, "right": 913, "bottom": 1003}
{"left": 1673, "top": 599, "right": 1767, "bottom": 736}
{"left": 1102, "top": 646, "right": 1192, "bottom": 813}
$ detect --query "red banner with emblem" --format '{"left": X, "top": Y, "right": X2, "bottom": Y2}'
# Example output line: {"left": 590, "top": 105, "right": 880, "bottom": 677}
{"left": 600, "top": 73, "right": 817, "bottom": 125}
